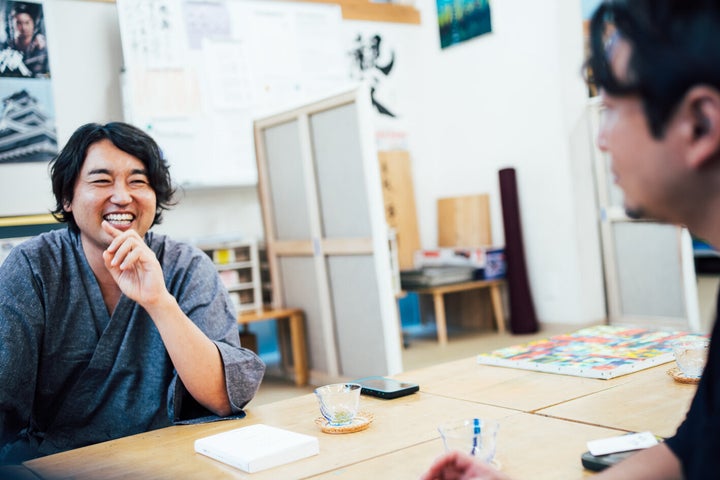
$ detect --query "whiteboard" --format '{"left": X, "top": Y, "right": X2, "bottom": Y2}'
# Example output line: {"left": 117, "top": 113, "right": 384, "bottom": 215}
{"left": 116, "top": 0, "right": 347, "bottom": 188}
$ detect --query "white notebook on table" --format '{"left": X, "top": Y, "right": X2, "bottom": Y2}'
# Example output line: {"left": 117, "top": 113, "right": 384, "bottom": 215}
{"left": 194, "top": 424, "right": 320, "bottom": 473}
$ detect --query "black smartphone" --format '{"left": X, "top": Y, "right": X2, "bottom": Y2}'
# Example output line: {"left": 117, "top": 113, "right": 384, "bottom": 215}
{"left": 581, "top": 450, "right": 638, "bottom": 471}
{"left": 352, "top": 376, "right": 419, "bottom": 399}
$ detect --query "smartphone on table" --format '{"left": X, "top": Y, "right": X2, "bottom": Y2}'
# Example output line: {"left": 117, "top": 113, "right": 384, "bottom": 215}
{"left": 581, "top": 432, "right": 662, "bottom": 471}
{"left": 352, "top": 376, "right": 419, "bottom": 399}
{"left": 581, "top": 450, "right": 638, "bottom": 471}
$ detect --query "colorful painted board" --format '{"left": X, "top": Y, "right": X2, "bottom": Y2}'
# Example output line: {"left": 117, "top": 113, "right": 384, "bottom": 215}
{"left": 477, "top": 325, "right": 708, "bottom": 379}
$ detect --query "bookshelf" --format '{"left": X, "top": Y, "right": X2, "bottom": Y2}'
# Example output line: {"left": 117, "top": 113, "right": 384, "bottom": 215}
{"left": 198, "top": 240, "right": 263, "bottom": 314}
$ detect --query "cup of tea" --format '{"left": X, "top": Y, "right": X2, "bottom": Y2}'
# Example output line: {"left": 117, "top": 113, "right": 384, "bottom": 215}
{"left": 314, "top": 383, "right": 361, "bottom": 426}
{"left": 438, "top": 418, "right": 499, "bottom": 465}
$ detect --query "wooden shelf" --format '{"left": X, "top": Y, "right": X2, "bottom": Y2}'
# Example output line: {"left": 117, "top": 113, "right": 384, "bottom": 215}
{"left": 198, "top": 240, "right": 263, "bottom": 313}
{"left": 297, "top": 0, "right": 421, "bottom": 24}
{"left": 88, "top": 0, "right": 421, "bottom": 25}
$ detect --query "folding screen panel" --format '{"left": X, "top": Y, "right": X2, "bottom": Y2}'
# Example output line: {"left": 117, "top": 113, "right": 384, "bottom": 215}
{"left": 254, "top": 87, "right": 403, "bottom": 381}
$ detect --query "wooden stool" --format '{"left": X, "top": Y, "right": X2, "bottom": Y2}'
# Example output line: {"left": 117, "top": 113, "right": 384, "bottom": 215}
{"left": 408, "top": 279, "right": 506, "bottom": 345}
{"left": 237, "top": 307, "right": 308, "bottom": 386}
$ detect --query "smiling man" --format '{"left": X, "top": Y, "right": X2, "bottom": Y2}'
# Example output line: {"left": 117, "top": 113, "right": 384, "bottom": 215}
{"left": 0, "top": 122, "right": 265, "bottom": 465}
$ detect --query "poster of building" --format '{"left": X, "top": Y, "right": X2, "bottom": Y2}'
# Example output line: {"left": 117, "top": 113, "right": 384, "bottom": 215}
{"left": 0, "top": 0, "right": 56, "bottom": 164}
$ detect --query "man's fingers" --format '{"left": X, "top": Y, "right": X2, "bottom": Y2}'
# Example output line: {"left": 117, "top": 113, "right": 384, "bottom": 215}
{"left": 102, "top": 220, "right": 122, "bottom": 240}
{"left": 101, "top": 220, "right": 121, "bottom": 235}
{"left": 108, "top": 238, "right": 146, "bottom": 269}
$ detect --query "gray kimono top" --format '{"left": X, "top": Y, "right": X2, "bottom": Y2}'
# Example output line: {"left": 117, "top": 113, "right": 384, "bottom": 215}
{"left": 0, "top": 228, "right": 265, "bottom": 463}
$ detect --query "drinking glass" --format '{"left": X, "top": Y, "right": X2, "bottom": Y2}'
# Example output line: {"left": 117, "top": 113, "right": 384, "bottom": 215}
{"left": 314, "top": 383, "right": 361, "bottom": 426}
{"left": 672, "top": 338, "right": 710, "bottom": 378}
{"left": 438, "top": 418, "right": 499, "bottom": 465}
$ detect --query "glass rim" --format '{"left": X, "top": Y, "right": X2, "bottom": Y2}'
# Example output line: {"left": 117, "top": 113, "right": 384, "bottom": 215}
{"left": 437, "top": 418, "right": 499, "bottom": 432}
{"left": 314, "top": 382, "right": 362, "bottom": 394}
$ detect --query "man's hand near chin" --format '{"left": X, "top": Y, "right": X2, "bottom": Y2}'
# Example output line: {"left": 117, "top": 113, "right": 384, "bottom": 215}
{"left": 101, "top": 220, "right": 169, "bottom": 307}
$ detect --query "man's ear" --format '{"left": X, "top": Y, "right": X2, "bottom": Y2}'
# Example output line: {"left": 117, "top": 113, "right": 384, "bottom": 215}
{"left": 682, "top": 86, "right": 720, "bottom": 169}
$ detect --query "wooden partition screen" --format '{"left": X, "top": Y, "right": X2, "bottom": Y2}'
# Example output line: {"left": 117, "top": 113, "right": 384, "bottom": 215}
{"left": 253, "top": 87, "right": 403, "bottom": 381}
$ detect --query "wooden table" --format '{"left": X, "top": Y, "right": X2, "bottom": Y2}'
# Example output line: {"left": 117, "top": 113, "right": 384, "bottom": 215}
{"left": 407, "top": 279, "right": 506, "bottom": 344}
{"left": 238, "top": 307, "right": 308, "bottom": 386}
{"left": 310, "top": 411, "right": 620, "bottom": 480}
{"left": 536, "top": 365, "right": 696, "bottom": 438}
{"left": 395, "top": 356, "right": 667, "bottom": 413}
{"left": 22, "top": 395, "right": 622, "bottom": 480}
{"left": 23, "top": 357, "right": 697, "bottom": 480}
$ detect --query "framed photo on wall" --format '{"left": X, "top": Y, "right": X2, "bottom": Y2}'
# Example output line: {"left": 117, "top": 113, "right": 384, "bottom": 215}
{"left": 437, "top": 0, "right": 492, "bottom": 49}
{"left": 0, "top": 0, "right": 58, "bottom": 164}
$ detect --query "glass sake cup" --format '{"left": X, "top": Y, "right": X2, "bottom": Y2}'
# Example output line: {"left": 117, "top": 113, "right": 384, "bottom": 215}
{"left": 438, "top": 418, "right": 500, "bottom": 466}
{"left": 672, "top": 338, "right": 710, "bottom": 378}
{"left": 314, "top": 383, "right": 362, "bottom": 426}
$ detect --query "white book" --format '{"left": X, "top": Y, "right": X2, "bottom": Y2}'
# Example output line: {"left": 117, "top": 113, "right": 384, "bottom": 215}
{"left": 194, "top": 424, "right": 320, "bottom": 473}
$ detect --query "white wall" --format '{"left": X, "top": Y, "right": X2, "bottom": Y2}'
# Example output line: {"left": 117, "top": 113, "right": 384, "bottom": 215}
{"left": 0, "top": 0, "right": 265, "bottom": 243}
{"left": 390, "top": 0, "right": 606, "bottom": 324}
{"left": 0, "top": 0, "right": 606, "bottom": 326}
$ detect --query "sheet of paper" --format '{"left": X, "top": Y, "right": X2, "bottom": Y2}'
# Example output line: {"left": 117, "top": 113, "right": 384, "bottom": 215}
{"left": 117, "top": 0, "right": 346, "bottom": 187}
{"left": 587, "top": 432, "right": 658, "bottom": 456}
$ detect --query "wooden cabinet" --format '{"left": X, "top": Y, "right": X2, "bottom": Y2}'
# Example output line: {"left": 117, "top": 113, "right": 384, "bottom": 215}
{"left": 199, "top": 240, "right": 263, "bottom": 314}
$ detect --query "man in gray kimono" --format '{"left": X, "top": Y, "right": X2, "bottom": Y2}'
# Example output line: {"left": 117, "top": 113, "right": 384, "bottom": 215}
{"left": 0, "top": 122, "right": 266, "bottom": 465}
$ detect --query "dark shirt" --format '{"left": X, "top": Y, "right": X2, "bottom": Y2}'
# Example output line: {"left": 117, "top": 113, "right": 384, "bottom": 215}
{"left": 665, "top": 288, "right": 720, "bottom": 479}
{"left": 0, "top": 229, "right": 265, "bottom": 464}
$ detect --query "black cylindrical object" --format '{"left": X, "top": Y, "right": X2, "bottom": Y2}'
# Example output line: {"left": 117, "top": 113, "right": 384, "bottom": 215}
{"left": 499, "top": 167, "right": 539, "bottom": 334}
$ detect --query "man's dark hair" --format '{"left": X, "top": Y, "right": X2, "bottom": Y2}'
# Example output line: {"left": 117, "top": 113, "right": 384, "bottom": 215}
{"left": 6, "top": 1, "right": 40, "bottom": 43}
{"left": 586, "top": 0, "right": 720, "bottom": 138}
{"left": 50, "top": 122, "right": 176, "bottom": 233}
{"left": 10, "top": 2, "right": 39, "bottom": 20}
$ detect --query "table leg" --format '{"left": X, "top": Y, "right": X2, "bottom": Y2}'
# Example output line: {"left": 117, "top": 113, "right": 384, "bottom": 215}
{"left": 490, "top": 283, "right": 506, "bottom": 334}
{"left": 433, "top": 292, "right": 448, "bottom": 345}
{"left": 276, "top": 320, "right": 292, "bottom": 374}
{"left": 288, "top": 311, "right": 309, "bottom": 386}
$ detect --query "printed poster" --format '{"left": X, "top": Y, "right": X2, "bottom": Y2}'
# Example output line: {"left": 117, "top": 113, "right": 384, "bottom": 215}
{"left": 0, "top": 0, "right": 57, "bottom": 164}
{"left": 437, "top": 0, "right": 492, "bottom": 49}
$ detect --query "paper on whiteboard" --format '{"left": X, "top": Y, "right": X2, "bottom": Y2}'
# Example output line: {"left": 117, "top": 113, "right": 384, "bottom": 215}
{"left": 117, "top": 0, "right": 346, "bottom": 188}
